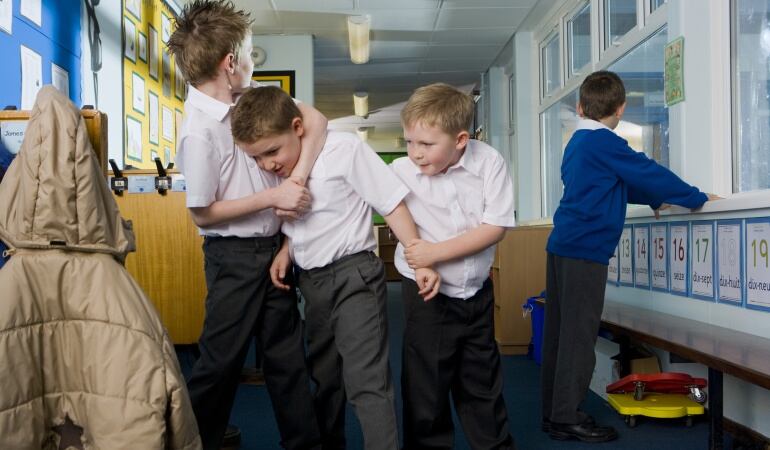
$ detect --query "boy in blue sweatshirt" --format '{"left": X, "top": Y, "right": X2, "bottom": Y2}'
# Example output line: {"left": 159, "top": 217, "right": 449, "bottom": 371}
{"left": 542, "top": 70, "right": 716, "bottom": 443}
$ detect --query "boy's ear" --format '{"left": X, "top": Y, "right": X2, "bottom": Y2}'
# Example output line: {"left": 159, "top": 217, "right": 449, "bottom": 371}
{"left": 292, "top": 117, "right": 305, "bottom": 137}
{"left": 577, "top": 102, "right": 585, "bottom": 118}
{"left": 455, "top": 130, "right": 470, "bottom": 148}
{"left": 222, "top": 52, "right": 236, "bottom": 74}
{"left": 616, "top": 101, "right": 627, "bottom": 118}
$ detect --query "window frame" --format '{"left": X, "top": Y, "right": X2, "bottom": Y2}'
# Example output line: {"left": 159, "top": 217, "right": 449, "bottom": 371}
{"left": 535, "top": 0, "right": 670, "bottom": 218}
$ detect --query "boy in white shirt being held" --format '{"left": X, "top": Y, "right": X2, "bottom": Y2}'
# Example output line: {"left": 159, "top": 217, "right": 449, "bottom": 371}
{"left": 231, "top": 86, "right": 441, "bottom": 450}
{"left": 392, "top": 83, "right": 517, "bottom": 450}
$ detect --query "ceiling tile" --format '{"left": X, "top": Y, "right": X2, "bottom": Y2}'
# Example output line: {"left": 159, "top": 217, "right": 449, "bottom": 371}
{"left": 371, "top": 42, "right": 429, "bottom": 60}
{"left": 366, "top": 9, "right": 438, "bottom": 31}
{"left": 436, "top": 7, "right": 529, "bottom": 29}
{"left": 442, "top": 0, "right": 537, "bottom": 7}
{"left": 358, "top": 0, "right": 439, "bottom": 9}
{"left": 426, "top": 44, "right": 502, "bottom": 60}
{"left": 277, "top": 11, "right": 349, "bottom": 29}
{"left": 274, "top": 0, "right": 355, "bottom": 11}
{"left": 430, "top": 28, "right": 515, "bottom": 45}
{"left": 420, "top": 58, "right": 490, "bottom": 72}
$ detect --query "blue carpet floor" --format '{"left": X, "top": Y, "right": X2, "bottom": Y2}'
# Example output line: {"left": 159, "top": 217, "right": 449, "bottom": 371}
{"left": 178, "top": 282, "right": 729, "bottom": 449}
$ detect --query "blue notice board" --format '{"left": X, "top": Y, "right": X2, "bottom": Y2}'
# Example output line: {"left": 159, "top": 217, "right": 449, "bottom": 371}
{"left": 0, "top": 0, "right": 82, "bottom": 109}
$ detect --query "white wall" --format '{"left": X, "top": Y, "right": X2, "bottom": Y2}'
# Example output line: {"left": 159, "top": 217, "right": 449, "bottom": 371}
{"left": 80, "top": 0, "right": 124, "bottom": 167}
{"left": 252, "top": 34, "right": 315, "bottom": 105}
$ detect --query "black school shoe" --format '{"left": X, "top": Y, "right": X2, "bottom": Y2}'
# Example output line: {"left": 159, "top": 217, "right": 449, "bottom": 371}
{"left": 542, "top": 414, "right": 595, "bottom": 432}
{"left": 549, "top": 421, "right": 618, "bottom": 443}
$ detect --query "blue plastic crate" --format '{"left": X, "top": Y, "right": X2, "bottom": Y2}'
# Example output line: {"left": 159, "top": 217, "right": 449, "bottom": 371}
{"left": 522, "top": 291, "right": 546, "bottom": 364}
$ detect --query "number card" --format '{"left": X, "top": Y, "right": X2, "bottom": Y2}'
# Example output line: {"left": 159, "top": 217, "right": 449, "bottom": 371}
{"left": 619, "top": 226, "right": 634, "bottom": 286}
{"left": 670, "top": 222, "right": 689, "bottom": 295}
{"left": 717, "top": 220, "right": 742, "bottom": 305}
{"left": 691, "top": 221, "right": 715, "bottom": 300}
{"left": 651, "top": 224, "right": 668, "bottom": 291}
{"left": 634, "top": 225, "right": 650, "bottom": 288}
{"left": 608, "top": 245, "right": 619, "bottom": 285}
{"left": 745, "top": 218, "right": 770, "bottom": 310}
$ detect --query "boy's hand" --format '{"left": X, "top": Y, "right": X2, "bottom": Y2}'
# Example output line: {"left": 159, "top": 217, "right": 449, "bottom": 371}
{"left": 272, "top": 178, "right": 311, "bottom": 212}
{"left": 653, "top": 203, "right": 670, "bottom": 220}
{"left": 275, "top": 208, "right": 301, "bottom": 221}
{"left": 269, "top": 247, "right": 293, "bottom": 291}
{"left": 691, "top": 193, "right": 723, "bottom": 212}
{"left": 415, "top": 267, "right": 441, "bottom": 301}
{"left": 405, "top": 239, "right": 438, "bottom": 269}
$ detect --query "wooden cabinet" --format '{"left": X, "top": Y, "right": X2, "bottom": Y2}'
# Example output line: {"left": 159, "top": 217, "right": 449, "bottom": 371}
{"left": 493, "top": 226, "right": 553, "bottom": 355}
{"left": 113, "top": 177, "right": 206, "bottom": 345}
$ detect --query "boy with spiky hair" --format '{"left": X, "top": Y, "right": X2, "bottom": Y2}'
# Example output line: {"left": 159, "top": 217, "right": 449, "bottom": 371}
{"left": 168, "top": 1, "right": 327, "bottom": 448}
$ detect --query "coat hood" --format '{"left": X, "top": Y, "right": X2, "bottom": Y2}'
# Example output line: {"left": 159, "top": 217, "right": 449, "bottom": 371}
{"left": 0, "top": 86, "right": 134, "bottom": 259}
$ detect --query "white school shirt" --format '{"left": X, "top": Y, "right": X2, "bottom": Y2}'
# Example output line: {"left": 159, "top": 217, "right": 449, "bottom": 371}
{"left": 282, "top": 131, "right": 409, "bottom": 270}
{"left": 176, "top": 83, "right": 282, "bottom": 237}
{"left": 391, "top": 139, "right": 516, "bottom": 299}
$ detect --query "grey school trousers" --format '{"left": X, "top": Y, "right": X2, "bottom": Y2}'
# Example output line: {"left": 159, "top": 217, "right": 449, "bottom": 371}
{"left": 541, "top": 253, "right": 608, "bottom": 425}
{"left": 297, "top": 251, "right": 399, "bottom": 450}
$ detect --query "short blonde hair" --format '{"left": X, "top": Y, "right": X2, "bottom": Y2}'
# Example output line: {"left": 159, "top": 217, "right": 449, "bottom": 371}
{"left": 167, "top": 0, "right": 251, "bottom": 86}
{"left": 401, "top": 83, "right": 474, "bottom": 135}
{"left": 231, "top": 86, "right": 302, "bottom": 144}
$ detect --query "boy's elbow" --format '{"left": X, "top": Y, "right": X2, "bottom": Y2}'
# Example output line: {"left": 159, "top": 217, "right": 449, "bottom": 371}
{"left": 188, "top": 207, "right": 212, "bottom": 228}
{"left": 490, "top": 226, "right": 507, "bottom": 243}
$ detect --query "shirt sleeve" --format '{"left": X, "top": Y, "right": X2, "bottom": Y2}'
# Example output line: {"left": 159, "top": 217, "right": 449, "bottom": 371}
{"left": 345, "top": 139, "right": 409, "bottom": 216}
{"left": 482, "top": 153, "right": 516, "bottom": 227}
{"left": 601, "top": 133, "right": 707, "bottom": 209}
{"left": 176, "top": 134, "right": 221, "bottom": 208}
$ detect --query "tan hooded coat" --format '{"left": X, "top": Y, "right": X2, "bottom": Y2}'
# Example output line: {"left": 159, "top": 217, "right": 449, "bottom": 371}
{"left": 0, "top": 87, "right": 201, "bottom": 449}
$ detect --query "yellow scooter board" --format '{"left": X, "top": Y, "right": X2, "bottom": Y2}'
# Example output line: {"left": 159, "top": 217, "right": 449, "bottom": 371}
{"left": 607, "top": 392, "right": 705, "bottom": 428}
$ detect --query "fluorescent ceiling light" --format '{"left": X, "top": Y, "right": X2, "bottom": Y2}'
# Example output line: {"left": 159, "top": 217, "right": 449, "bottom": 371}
{"left": 347, "top": 15, "right": 370, "bottom": 64}
{"left": 353, "top": 91, "right": 368, "bottom": 117}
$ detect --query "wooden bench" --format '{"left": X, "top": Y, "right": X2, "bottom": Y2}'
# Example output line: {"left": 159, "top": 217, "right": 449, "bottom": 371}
{"left": 600, "top": 302, "right": 770, "bottom": 450}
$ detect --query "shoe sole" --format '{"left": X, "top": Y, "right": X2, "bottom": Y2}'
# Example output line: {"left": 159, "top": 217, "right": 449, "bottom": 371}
{"left": 549, "top": 430, "right": 618, "bottom": 443}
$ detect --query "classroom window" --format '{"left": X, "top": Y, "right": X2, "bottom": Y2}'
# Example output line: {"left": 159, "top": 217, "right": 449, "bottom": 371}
{"left": 568, "top": 2, "right": 592, "bottom": 78}
{"left": 732, "top": 0, "right": 770, "bottom": 192}
{"left": 650, "top": 0, "right": 667, "bottom": 13}
{"left": 541, "top": 32, "right": 561, "bottom": 98}
{"left": 605, "top": 0, "right": 638, "bottom": 48}
{"left": 607, "top": 26, "right": 669, "bottom": 167}
{"left": 541, "top": 89, "right": 579, "bottom": 216}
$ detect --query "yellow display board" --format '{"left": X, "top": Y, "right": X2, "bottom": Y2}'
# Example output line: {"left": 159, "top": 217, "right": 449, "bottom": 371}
{"left": 122, "top": 0, "right": 186, "bottom": 169}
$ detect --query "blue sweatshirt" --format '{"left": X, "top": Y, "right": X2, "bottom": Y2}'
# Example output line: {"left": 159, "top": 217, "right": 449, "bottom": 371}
{"left": 547, "top": 121, "right": 708, "bottom": 265}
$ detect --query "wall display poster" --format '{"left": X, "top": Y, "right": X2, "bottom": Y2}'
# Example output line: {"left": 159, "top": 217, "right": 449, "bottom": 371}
{"left": 691, "top": 221, "right": 715, "bottom": 300}
{"left": 138, "top": 31, "right": 147, "bottom": 63}
{"left": 0, "top": 0, "right": 12, "bottom": 34}
{"left": 123, "top": 0, "right": 184, "bottom": 168}
{"left": 51, "top": 64, "right": 69, "bottom": 98}
{"left": 20, "top": 45, "right": 42, "bottom": 110}
{"left": 608, "top": 245, "right": 619, "bottom": 285}
{"left": 651, "top": 224, "right": 668, "bottom": 291}
{"left": 131, "top": 72, "right": 145, "bottom": 114}
{"left": 148, "top": 26, "right": 158, "bottom": 80}
{"left": 670, "top": 222, "right": 689, "bottom": 295}
{"left": 634, "top": 225, "right": 650, "bottom": 288}
{"left": 20, "top": 0, "right": 41, "bottom": 27}
{"left": 162, "top": 106, "right": 173, "bottom": 141}
{"left": 148, "top": 91, "right": 159, "bottom": 144}
{"left": 745, "top": 219, "right": 770, "bottom": 310}
{"left": 124, "top": 17, "right": 136, "bottom": 62}
{"left": 126, "top": 116, "right": 142, "bottom": 162}
{"left": 717, "top": 220, "right": 742, "bottom": 305}
{"left": 0, "top": 120, "right": 27, "bottom": 154}
{"left": 619, "top": 226, "right": 634, "bottom": 286}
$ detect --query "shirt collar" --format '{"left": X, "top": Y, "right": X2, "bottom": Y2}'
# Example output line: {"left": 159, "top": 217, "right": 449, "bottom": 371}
{"left": 413, "top": 139, "right": 482, "bottom": 177}
{"left": 576, "top": 118, "right": 614, "bottom": 133}
{"left": 186, "top": 85, "right": 233, "bottom": 122}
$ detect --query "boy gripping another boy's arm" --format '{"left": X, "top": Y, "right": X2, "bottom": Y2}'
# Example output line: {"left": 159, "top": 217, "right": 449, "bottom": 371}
{"left": 168, "top": 1, "right": 327, "bottom": 228}
{"left": 230, "top": 86, "right": 442, "bottom": 300}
